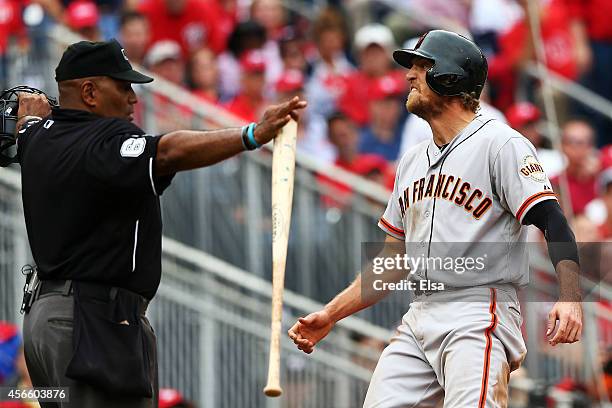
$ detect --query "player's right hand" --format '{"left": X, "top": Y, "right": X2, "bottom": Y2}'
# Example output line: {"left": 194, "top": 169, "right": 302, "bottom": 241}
{"left": 253, "top": 96, "right": 307, "bottom": 146}
{"left": 288, "top": 310, "right": 334, "bottom": 354}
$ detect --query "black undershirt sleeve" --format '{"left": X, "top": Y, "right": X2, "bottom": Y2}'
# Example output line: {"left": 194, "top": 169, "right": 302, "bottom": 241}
{"left": 522, "top": 200, "right": 580, "bottom": 268}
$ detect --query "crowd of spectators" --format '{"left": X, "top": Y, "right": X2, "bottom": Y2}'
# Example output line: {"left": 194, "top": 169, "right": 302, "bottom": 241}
{"left": 1, "top": 0, "right": 612, "bottom": 229}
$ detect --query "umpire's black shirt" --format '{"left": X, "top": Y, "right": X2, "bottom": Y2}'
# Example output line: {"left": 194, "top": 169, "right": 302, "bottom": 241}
{"left": 17, "top": 107, "right": 174, "bottom": 299}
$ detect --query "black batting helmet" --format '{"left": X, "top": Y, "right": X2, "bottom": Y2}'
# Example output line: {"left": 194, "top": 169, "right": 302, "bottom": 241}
{"left": 393, "top": 30, "right": 488, "bottom": 98}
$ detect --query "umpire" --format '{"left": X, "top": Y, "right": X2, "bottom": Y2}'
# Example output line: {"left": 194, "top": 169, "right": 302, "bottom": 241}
{"left": 15, "top": 39, "right": 306, "bottom": 408}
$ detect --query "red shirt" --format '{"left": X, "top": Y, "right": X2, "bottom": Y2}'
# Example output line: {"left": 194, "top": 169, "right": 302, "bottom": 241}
{"left": 599, "top": 222, "right": 611, "bottom": 239}
{"left": 551, "top": 172, "right": 597, "bottom": 214}
{"left": 0, "top": 0, "right": 25, "bottom": 55}
{"left": 563, "top": 0, "right": 612, "bottom": 41}
{"left": 317, "top": 154, "right": 390, "bottom": 208}
{"left": 223, "top": 94, "right": 265, "bottom": 123}
{"left": 338, "top": 70, "right": 405, "bottom": 126}
{"left": 499, "top": 0, "right": 578, "bottom": 80}
{"left": 138, "top": 0, "right": 225, "bottom": 56}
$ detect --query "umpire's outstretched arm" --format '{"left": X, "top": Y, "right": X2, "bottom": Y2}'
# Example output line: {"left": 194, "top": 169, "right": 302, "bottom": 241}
{"left": 155, "top": 97, "right": 306, "bottom": 176}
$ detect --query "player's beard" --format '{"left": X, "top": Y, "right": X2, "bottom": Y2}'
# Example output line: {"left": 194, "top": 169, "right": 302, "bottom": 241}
{"left": 406, "top": 88, "right": 446, "bottom": 120}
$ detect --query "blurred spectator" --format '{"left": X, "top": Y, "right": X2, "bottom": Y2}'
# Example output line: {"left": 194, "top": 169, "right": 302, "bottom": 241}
{"left": 206, "top": 0, "right": 238, "bottom": 55}
{"left": 564, "top": 0, "right": 612, "bottom": 146}
{"left": 552, "top": 119, "right": 599, "bottom": 215}
{"left": 138, "top": 0, "right": 223, "bottom": 57}
{"left": 224, "top": 49, "right": 268, "bottom": 122}
{"left": 145, "top": 40, "right": 185, "bottom": 85}
{"left": 596, "top": 168, "right": 612, "bottom": 239}
{"left": 118, "top": 11, "right": 149, "bottom": 66}
{"left": 278, "top": 27, "right": 308, "bottom": 73}
{"left": 158, "top": 388, "right": 195, "bottom": 408}
{"left": 144, "top": 40, "right": 189, "bottom": 133}
{"left": 0, "top": 322, "right": 19, "bottom": 385}
{"left": 275, "top": 69, "right": 303, "bottom": 102}
{"left": 0, "top": 0, "right": 27, "bottom": 89}
{"left": 217, "top": 20, "right": 267, "bottom": 100}
{"left": 65, "top": 0, "right": 101, "bottom": 41}
{"left": 489, "top": 0, "right": 589, "bottom": 112}
{"left": 358, "top": 74, "right": 406, "bottom": 161}
{"left": 468, "top": 0, "right": 523, "bottom": 56}
{"left": 339, "top": 24, "right": 403, "bottom": 127}
{"left": 250, "top": 0, "right": 285, "bottom": 86}
{"left": 305, "top": 7, "right": 352, "bottom": 120}
{"left": 189, "top": 47, "right": 220, "bottom": 103}
{"left": 505, "top": 102, "right": 564, "bottom": 177}
{"left": 318, "top": 112, "right": 390, "bottom": 208}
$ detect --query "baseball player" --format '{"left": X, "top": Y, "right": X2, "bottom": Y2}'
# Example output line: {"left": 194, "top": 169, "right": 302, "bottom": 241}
{"left": 289, "top": 30, "right": 583, "bottom": 407}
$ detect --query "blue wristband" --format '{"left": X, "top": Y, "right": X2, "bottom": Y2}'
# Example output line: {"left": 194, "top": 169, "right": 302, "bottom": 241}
{"left": 247, "top": 123, "right": 260, "bottom": 149}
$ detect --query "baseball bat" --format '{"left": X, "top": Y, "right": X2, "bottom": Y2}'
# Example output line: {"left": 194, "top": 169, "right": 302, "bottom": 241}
{"left": 263, "top": 119, "right": 298, "bottom": 398}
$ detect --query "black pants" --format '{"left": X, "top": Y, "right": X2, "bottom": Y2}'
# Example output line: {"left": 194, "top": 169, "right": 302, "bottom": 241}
{"left": 22, "top": 291, "right": 158, "bottom": 408}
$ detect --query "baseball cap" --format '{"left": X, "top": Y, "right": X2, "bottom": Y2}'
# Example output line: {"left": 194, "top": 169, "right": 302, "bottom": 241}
{"left": 352, "top": 154, "right": 388, "bottom": 176}
{"left": 55, "top": 39, "right": 153, "bottom": 83}
{"left": 369, "top": 74, "right": 405, "bottom": 101}
{"left": 66, "top": 0, "right": 99, "bottom": 29}
{"left": 354, "top": 24, "right": 395, "bottom": 51}
{"left": 144, "top": 40, "right": 182, "bottom": 67}
{"left": 505, "top": 102, "right": 541, "bottom": 129}
{"left": 158, "top": 388, "right": 185, "bottom": 408}
{"left": 276, "top": 70, "right": 304, "bottom": 93}
{"left": 240, "top": 50, "right": 266, "bottom": 73}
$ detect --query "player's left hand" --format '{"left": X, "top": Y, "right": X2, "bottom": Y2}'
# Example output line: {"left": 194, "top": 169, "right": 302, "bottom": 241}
{"left": 546, "top": 301, "right": 583, "bottom": 346}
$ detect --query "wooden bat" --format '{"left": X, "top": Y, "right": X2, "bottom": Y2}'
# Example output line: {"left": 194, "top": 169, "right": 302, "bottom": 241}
{"left": 264, "top": 119, "right": 298, "bottom": 398}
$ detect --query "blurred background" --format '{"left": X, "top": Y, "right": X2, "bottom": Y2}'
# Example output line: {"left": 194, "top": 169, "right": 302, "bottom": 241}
{"left": 0, "top": 0, "right": 611, "bottom": 406}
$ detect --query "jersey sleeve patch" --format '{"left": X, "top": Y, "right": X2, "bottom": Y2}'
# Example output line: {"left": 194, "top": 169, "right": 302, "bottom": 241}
{"left": 379, "top": 217, "right": 405, "bottom": 239}
{"left": 120, "top": 137, "right": 147, "bottom": 158}
{"left": 518, "top": 155, "right": 547, "bottom": 183}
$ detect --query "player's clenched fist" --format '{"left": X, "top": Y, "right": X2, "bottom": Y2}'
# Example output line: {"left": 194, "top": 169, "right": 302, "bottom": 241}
{"left": 253, "top": 96, "right": 307, "bottom": 146}
{"left": 546, "top": 301, "right": 583, "bottom": 346}
{"left": 288, "top": 310, "right": 334, "bottom": 354}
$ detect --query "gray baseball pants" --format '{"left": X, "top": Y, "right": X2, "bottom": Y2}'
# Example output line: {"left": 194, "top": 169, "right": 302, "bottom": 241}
{"left": 363, "top": 286, "right": 527, "bottom": 408}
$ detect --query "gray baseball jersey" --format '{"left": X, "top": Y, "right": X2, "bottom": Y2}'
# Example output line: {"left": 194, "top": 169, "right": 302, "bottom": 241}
{"left": 378, "top": 115, "right": 557, "bottom": 288}
{"left": 365, "top": 115, "right": 547, "bottom": 407}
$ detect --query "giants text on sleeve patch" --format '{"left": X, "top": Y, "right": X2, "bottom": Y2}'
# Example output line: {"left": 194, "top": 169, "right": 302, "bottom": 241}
{"left": 519, "top": 155, "right": 546, "bottom": 182}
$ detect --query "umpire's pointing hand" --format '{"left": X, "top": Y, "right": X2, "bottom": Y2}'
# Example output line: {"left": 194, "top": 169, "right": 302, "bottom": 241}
{"left": 253, "top": 96, "right": 307, "bottom": 146}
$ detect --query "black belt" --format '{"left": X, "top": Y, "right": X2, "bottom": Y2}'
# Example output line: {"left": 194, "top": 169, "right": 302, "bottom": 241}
{"left": 36, "top": 279, "right": 73, "bottom": 298}
{"left": 36, "top": 280, "right": 148, "bottom": 310}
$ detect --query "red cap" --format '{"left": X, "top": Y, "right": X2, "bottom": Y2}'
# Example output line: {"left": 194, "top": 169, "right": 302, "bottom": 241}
{"left": 67, "top": 0, "right": 99, "bottom": 29}
{"left": 158, "top": 388, "right": 184, "bottom": 408}
{"left": 276, "top": 69, "right": 304, "bottom": 93}
{"left": 0, "top": 322, "right": 18, "bottom": 342}
{"left": 351, "top": 154, "right": 389, "bottom": 176}
{"left": 240, "top": 50, "right": 266, "bottom": 73}
{"left": 369, "top": 75, "right": 405, "bottom": 101}
{"left": 505, "top": 102, "right": 541, "bottom": 129}
{"left": 601, "top": 144, "right": 612, "bottom": 169}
